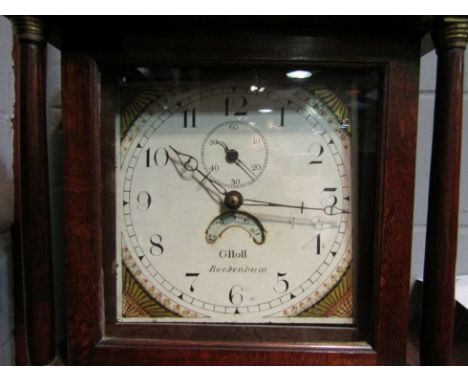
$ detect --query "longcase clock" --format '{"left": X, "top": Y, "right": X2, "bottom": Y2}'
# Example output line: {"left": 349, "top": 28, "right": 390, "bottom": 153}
{"left": 11, "top": 16, "right": 467, "bottom": 365}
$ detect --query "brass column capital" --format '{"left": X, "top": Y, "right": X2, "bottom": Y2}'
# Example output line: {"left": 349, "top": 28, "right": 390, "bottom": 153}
{"left": 10, "top": 16, "right": 45, "bottom": 43}
{"left": 432, "top": 17, "right": 468, "bottom": 52}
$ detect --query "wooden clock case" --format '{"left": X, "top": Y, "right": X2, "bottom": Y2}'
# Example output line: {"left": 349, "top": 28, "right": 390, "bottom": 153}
{"left": 10, "top": 16, "right": 467, "bottom": 365}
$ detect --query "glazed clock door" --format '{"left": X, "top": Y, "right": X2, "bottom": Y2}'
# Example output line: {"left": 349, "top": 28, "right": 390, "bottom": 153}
{"left": 108, "top": 65, "right": 387, "bottom": 333}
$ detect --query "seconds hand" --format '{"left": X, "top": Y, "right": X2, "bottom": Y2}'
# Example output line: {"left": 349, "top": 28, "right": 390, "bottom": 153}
{"left": 214, "top": 140, "right": 257, "bottom": 181}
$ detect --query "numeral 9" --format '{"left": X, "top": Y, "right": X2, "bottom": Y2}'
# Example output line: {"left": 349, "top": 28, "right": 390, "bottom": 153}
{"left": 137, "top": 191, "right": 152, "bottom": 211}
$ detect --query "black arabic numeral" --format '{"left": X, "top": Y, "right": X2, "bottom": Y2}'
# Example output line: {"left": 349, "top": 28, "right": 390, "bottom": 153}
{"left": 229, "top": 285, "right": 243, "bottom": 305}
{"left": 145, "top": 147, "right": 169, "bottom": 168}
{"left": 308, "top": 143, "right": 324, "bottom": 165}
{"left": 322, "top": 187, "right": 338, "bottom": 215}
{"left": 149, "top": 234, "right": 164, "bottom": 256}
{"left": 274, "top": 272, "right": 289, "bottom": 293}
{"left": 251, "top": 163, "right": 262, "bottom": 171}
{"left": 225, "top": 95, "right": 248, "bottom": 116}
{"left": 136, "top": 191, "right": 152, "bottom": 211}
{"left": 185, "top": 272, "right": 200, "bottom": 292}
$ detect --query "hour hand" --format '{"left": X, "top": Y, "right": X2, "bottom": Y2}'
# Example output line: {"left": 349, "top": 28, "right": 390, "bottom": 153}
{"left": 168, "top": 145, "right": 227, "bottom": 197}
{"left": 168, "top": 145, "right": 199, "bottom": 173}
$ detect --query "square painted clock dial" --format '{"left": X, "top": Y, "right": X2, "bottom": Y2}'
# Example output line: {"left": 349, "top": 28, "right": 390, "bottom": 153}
{"left": 115, "top": 68, "right": 379, "bottom": 325}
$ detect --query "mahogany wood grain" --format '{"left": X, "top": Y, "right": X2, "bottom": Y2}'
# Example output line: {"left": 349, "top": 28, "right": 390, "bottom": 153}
{"left": 62, "top": 52, "right": 103, "bottom": 365}
{"left": 420, "top": 21, "right": 468, "bottom": 365}
{"left": 93, "top": 339, "right": 377, "bottom": 365}
{"left": 12, "top": 24, "right": 56, "bottom": 365}
{"left": 11, "top": 37, "right": 29, "bottom": 366}
{"left": 372, "top": 54, "right": 420, "bottom": 365}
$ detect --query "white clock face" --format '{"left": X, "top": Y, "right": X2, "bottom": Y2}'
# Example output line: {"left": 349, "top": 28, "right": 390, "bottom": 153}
{"left": 117, "top": 83, "right": 353, "bottom": 323}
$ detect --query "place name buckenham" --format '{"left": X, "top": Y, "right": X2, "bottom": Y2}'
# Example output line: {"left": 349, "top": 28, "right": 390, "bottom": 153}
{"left": 209, "top": 265, "right": 267, "bottom": 273}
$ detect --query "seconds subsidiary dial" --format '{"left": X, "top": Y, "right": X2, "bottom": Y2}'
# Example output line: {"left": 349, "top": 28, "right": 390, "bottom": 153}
{"left": 117, "top": 84, "right": 353, "bottom": 323}
{"left": 201, "top": 120, "right": 269, "bottom": 188}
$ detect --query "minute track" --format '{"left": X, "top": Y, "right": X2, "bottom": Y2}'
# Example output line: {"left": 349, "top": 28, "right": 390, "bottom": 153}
{"left": 117, "top": 82, "right": 353, "bottom": 323}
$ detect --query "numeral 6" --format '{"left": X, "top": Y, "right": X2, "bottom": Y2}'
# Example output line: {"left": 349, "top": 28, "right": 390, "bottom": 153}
{"left": 229, "top": 285, "right": 243, "bottom": 305}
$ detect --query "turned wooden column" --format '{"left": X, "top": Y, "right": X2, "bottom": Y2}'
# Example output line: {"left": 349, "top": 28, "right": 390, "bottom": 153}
{"left": 10, "top": 16, "right": 56, "bottom": 365}
{"left": 420, "top": 17, "right": 468, "bottom": 365}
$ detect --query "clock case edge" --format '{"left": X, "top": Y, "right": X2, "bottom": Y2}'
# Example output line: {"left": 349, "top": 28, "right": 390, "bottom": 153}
{"left": 61, "top": 24, "right": 420, "bottom": 365}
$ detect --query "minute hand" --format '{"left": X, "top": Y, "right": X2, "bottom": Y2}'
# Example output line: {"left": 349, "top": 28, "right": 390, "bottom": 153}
{"left": 242, "top": 198, "right": 350, "bottom": 216}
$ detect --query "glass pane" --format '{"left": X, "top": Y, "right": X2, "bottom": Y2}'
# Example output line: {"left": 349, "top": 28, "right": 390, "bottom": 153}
{"left": 114, "top": 67, "right": 380, "bottom": 325}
